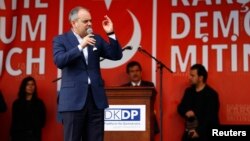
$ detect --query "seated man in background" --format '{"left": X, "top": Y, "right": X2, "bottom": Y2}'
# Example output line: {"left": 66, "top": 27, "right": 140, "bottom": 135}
{"left": 121, "top": 61, "right": 160, "bottom": 134}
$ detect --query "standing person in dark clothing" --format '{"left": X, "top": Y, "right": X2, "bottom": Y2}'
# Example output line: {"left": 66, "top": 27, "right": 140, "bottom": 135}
{"left": 121, "top": 61, "right": 160, "bottom": 134}
{"left": 178, "top": 64, "right": 220, "bottom": 141}
{"left": 0, "top": 90, "right": 7, "bottom": 113}
{"left": 10, "top": 76, "right": 46, "bottom": 141}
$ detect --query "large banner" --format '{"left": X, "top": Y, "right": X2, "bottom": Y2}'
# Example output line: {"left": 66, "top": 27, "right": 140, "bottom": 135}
{"left": 159, "top": 1, "right": 250, "bottom": 140}
{"left": 1, "top": 0, "right": 250, "bottom": 141}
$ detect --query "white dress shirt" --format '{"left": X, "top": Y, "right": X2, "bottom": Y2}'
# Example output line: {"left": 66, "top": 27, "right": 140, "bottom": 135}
{"left": 73, "top": 32, "right": 91, "bottom": 84}
{"left": 73, "top": 30, "right": 116, "bottom": 84}
{"left": 131, "top": 80, "right": 141, "bottom": 86}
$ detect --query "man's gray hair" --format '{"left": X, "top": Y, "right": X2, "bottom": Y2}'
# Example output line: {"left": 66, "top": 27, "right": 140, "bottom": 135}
{"left": 68, "top": 6, "right": 89, "bottom": 22}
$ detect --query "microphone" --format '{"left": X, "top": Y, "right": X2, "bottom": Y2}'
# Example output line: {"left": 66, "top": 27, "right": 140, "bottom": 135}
{"left": 86, "top": 27, "right": 97, "bottom": 51}
{"left": 122, "top": 46, "right": 132, "bottom": 51}
{"left": 137, "top": 45, "right": 143, "bottom": 52}
{"left": 99, "top": 46, "right": 132, "bottom": 62}
{"left": 137, "top": 46, "right": 141, "bottom": 51}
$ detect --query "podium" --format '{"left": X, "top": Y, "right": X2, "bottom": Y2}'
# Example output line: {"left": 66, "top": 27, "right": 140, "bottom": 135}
{"left": 104, "top": 87, "right": 155, "bottom": 141}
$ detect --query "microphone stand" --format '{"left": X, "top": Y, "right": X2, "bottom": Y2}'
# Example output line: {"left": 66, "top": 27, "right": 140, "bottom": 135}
{"left": 138, "top": 47, "right": 173, "bottom": 141}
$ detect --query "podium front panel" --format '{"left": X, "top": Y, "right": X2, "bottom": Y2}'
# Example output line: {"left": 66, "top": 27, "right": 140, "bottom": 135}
{"left": 104, "top": 87, "right": 155, "bottom": 141}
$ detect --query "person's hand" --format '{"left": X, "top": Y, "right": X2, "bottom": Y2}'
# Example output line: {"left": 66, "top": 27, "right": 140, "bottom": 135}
{"left": 102, "top": 15, "right": 114, "bottom": 34}
{"left": 188, "top": 129, "right": 199, "bottom": 138}
{"left": 79, "top": 34, "right": 96, "bottom": 48}
{"left": 185, "top": 110, "right": 195, "bottom": 118}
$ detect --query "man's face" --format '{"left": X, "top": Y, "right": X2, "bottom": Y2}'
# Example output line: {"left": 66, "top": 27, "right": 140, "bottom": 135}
{"left": 189, "top": 69, "right": 200, "bottom": 85}
{"left": 128, "top": 66, "right": 142, "bottom": 83}
{"left": 72, "top": 9, "right": 92, "bottom": 37}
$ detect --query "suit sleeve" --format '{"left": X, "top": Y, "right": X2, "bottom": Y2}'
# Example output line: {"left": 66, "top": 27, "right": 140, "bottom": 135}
{"left": 148, "top": 82, "right": 155, "bottom": 87}
{"left": 177, "top": 88, "right": 193, "bottom": 118}
{"left": 98, "top": 36, "right": 123, "bottom": 60}
{"left": 53, "top": 36, "right": 82, "bottom": 69}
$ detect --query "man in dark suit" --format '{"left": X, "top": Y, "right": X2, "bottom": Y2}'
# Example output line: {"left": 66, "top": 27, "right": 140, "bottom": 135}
{"left": 121, "top": 61, "right": 160, "bottom": 134}
{"left": 52, "top": 6, "right": 122, "bottom": 141}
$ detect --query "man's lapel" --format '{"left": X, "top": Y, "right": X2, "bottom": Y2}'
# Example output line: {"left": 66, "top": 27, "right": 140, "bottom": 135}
{"left": 87, "top": 45, "right": 93, "bottom": 65}
{"left": 67, "top": 31, "right": 87, "bottom": 66}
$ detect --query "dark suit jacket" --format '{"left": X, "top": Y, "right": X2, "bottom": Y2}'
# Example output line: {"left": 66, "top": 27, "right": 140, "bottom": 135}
{"left": 53, "top": 30, "right": 122, "bottom": 112}
{"left": 121, "top": 80, "right": 154, "bottom": 87}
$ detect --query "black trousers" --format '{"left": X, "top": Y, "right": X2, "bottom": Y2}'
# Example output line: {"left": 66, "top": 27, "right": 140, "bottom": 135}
{"left": 61, "top": 86, "right": 104, "bottom": 141}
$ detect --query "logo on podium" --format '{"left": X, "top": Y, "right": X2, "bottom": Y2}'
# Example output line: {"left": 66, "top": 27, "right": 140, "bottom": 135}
{"left": 104, "top": 105, "right": 146, "bottom": 131}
